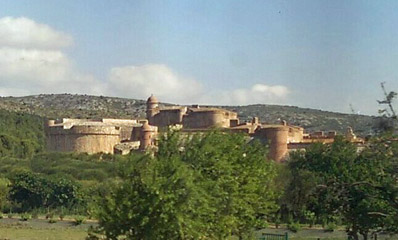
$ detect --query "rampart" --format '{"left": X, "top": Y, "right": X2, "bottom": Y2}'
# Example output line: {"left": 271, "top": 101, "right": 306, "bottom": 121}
{"left": 45, "top": 118, "right": 138, "bottom": 154}
{"left": 152, "top": 107, "right": 187, "bottom": 127}
{"left": 182, "top": 108, "right": 238, "bottom": 129}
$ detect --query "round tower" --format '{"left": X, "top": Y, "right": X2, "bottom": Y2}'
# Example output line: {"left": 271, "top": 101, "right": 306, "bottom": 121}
{"left": 255, "top": 125, "right": 289, "bottom": 162}
{"left": 140, "top": 122, "right": 155, "bottom": 151}
{"left": 265, "top": 126, "right": 289, "bottom": 162}
{"left": 146, "top": 94, "right": 159, "bottom": 125}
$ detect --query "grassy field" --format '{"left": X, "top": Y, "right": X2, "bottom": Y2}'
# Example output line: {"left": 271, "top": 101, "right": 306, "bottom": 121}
{"left": 1, "top": 219, "right": 398, "bottom": 240}
{"left": 0, "top": 218, "right": 96, "bottom": 240}
{"left": 257, "top": 227, "right": 398, "bottom": 240}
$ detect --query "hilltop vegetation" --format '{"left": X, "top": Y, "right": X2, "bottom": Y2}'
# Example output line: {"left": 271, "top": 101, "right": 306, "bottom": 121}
{"left": 0, "top": 94, "right": 380, "bottom": 135}
{"left": 0, "top": 110, "right": 45, "bottom": 158}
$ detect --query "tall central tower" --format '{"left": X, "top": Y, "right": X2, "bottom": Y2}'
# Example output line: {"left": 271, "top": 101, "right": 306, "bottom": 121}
{"left": 146, "top": 94, "right": 159, "bottom": 125}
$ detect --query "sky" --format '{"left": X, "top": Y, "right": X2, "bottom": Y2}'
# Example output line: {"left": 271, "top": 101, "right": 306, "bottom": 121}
{"left": 1, "top": 0, "right": 398, "bottom": 115}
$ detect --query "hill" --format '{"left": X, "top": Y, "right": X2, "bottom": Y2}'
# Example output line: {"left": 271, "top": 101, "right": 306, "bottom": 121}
{"left": 0, "top": 110, "right": 45, "bottom": 158}
{"left": 0, "top": 94, "right": 381, "bottom": 136}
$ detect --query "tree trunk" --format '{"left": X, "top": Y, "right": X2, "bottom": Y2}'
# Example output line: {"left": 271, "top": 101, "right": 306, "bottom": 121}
{"left": 362, "top": 233, "right": 368, "bottom": 240}
{"left": 347, "top": 229, "right": 359, "bottom": 240}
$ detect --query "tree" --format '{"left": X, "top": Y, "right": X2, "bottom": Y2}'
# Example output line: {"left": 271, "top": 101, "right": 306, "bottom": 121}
{"left": 97, "top": 133, "right": 213, "bottom": 239}
{"left": 9, "top": 171, "right": 82, "bottom": 211}
{"left": 378, "top": 82, "right": 397, "bottom": 119}
{"left": 0, "top": 178, "right": 10, "bottom": 211}
{"left": 180, "top": 132, "right": 278, "bottom": 239}
{"left": 96, "top": 130, "right": 278, "bottom": 239}
{"left": 376, "top": 82, "right": 398, "bottom": 132}
{"left": 288, "top": 137, "right": 398, "bottom": 240}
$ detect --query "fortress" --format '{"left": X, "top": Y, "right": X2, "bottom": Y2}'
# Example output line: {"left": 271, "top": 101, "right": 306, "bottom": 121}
{"left": 45, "top": 95, "right": 364, "bottom": 162}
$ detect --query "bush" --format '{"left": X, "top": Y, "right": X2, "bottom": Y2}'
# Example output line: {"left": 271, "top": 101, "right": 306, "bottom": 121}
{"left": 31, "top": 209, "right": 40, "bottom": 219}
{"left": 324, "top": 222, "right": 337, "bottom": 232}
{"left": 7, "top": 213, "right": 12, "bottom": 219}
{"left": 0, "top": 178, "right": 10, "bottom": 211}
{"left": 45, "top": 212, "right": 54, "bottom": 219}
{"left": 20, "top": 213, "right": 31, "bottom": 221}
{"left": 73, "top": 216, "right": 86, "bottom": 225}
{"left": 9, "top": 172, "right": 82, "bottom": 211}
{"left": 287, "top": 222, "right": 301, "bottom": 233}
{"left": 48, "top": 218, "right": 57, "bottom": 224}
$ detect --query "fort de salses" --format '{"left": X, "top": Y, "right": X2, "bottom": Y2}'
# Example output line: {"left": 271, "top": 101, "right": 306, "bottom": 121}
{"left": 45, "top": 95, "right": 364, "bottom": 162}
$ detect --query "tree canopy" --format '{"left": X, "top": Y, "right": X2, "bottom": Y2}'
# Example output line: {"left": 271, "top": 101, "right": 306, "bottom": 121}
{"left": 286, "top": 136, "right": 398, "bottom": 240}
{"left": 97, "top": 130, "right": 278, "bottom": 240}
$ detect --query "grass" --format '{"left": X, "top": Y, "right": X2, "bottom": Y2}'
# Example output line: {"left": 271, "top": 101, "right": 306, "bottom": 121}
{"left": 0, "top": 218, "right": 96, "bottom": 240}
{"left": 1, "top": 218, "right": 398, "bottom": 240}
{"left": 0, "top": 228, "right": 87, "bottom": 240}
{"left": 257, "top": 225, "right": 398, "bottom": 240}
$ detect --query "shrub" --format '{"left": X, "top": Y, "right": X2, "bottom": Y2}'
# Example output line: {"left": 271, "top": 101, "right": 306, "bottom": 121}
{"left": 0, "top": 178, "right": 10, "bottom": 211}
{"left": 73, "top": 216, "right": 86, "bottom": 225}
{"left": 287, "top": 222, "right": 301, "bottom": 233}
{"left": 30, "top": 208, "right": 41, "bottom": 219}
{"left": 45, "top": 212, "right": 54, "bottom": 219}
{"left": 324, "top": 222, "right": 337, "bottom": 232}
{"left": 20, "top": 213, "right": 31, "bottom": 221}
{"left": 9, "top": 172, "right": 82, "bottom": 211}
{"left": 7, "top": 213, "right": 12, "bottom": 219}
{"left": 48, "top": 218, "right": 57, "bottom": 224}
{"left": 31, "top": 212, "right": 39, "bottom": 219}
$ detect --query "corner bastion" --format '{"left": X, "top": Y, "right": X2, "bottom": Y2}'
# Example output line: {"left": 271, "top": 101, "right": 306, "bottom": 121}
{"left": 45, "top": 118, "right": 139, "bottom": 154}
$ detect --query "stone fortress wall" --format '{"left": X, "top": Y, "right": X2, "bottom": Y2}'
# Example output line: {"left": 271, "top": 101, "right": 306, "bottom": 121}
{"left": 45, "top": 118, "right": 140, "bottom": 154}
{"left": 45, "top": 95, "right": 364, "bottom": 162}
{"left": 151, "top": 107, "right": 186, "bottom": 127}
{"left": 146, "top": 95, "right": 239, "bottom": 129}
{"left": 182, "top": 108, "right": 238, "bottom": 129}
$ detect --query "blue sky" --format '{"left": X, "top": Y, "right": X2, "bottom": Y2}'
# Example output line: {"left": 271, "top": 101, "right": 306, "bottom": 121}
{"left": 1, "top": 0, "right": 397, "bottom": 115}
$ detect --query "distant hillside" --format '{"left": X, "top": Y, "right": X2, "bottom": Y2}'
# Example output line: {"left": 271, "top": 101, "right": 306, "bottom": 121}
{"left": 0, "top": 110, "right": 45, "bottom": 158}
{"left": 0, "top": 94, "right": 381, "bottom": 136}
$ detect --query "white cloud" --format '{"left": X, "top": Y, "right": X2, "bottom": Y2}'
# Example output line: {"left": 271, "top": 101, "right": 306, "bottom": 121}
{"left": 0, "top": 17, "right": 72, "bottom": 49}
{"left": 0, "top": 17, "right": 102, "bottom": 97}
{"left": 0, "top": 16, "right": 290, "bottom": 106}
{"left": 0, "top": 47, "right": 104, "bottom": 96}
{"left": 199, "top": 83, "right": 290, "bottom": 105}
{"left": 0, "top": 47, "right": 69, "bottom": 84}
{"left": 107, "top": 64, "right": 203, "bottom": 103}
{"left": 106, "top": 64, "right": 289, "bottom": 105}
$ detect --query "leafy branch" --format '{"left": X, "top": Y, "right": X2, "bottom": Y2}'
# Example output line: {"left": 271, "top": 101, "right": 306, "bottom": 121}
{"left": 378, "top": 82, "right": 397, "bottom": 119}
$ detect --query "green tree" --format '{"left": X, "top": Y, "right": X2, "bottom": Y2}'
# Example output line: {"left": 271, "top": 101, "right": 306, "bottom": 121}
{"left": 288, "top": 136, "right": 398, "bottom": 240}
{"left": 97, "top": 152, "right": 209, "bottom": 239}
{"left": 0, "top": 178, "right": 10, "bottom": 212}
{"left": 181, "top": 132, "right": 278, "bottom": 239}
{"left": 376, "top": 82, "right": 398, "bottom": 132}
{"left": 9, "top": 171, "right": 82, "bottom": 211}
{"left": 0, "top": 110, "right": 45, "bottom": 158}
{"left": 97, "top": 130, "right": 278, "bottom": 239}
